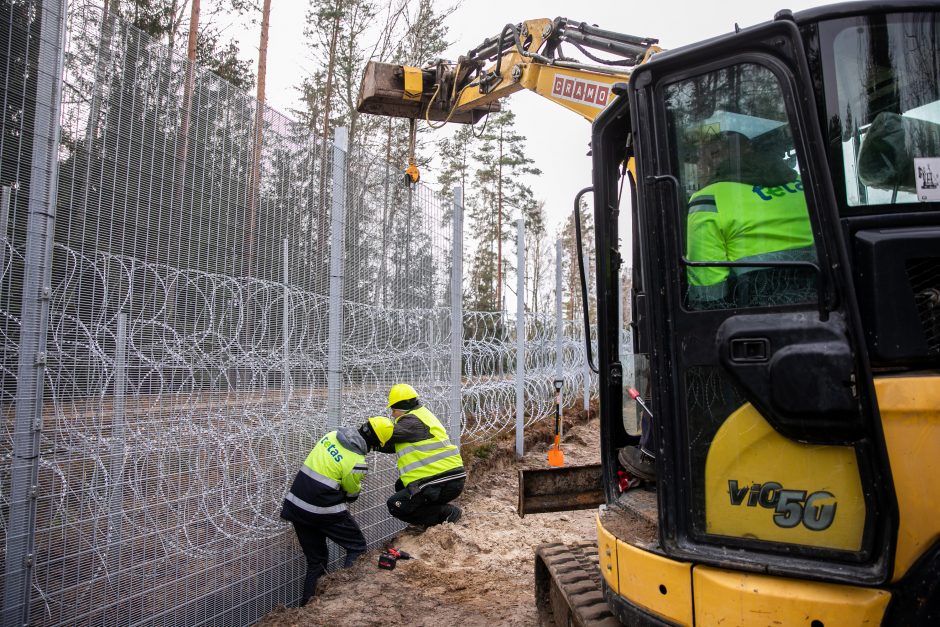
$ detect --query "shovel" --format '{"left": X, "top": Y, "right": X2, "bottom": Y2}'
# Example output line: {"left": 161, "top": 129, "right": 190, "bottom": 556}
{"left": 548, "top": 379, "right": 565, "bottom": 467}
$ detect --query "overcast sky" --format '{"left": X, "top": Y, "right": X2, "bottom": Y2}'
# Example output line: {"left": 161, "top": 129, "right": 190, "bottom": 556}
{"left": 240, "top": 0, "right": 832, "bottom": 238}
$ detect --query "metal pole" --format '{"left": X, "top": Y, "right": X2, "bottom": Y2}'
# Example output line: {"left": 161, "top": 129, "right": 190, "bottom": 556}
{"left": 449, "top": 187, "right": 464, "bottom": 445}
{"left": 327, "top": 127, "right": 348, "bottom": 429}
{"left": 380, "top": 127, "right": 390, "bottom": 308}
{"left": 583, "top": 250, "right": 591, "bottom": 414}
{"left": 283, "top": 238, "right": 291, "bottom": 407}
{"left": 3, "top": 0, "right": 68, "bottom": 623}
{"left": 0, "top": 186, "right": 10, "bottom": 276}
{"left": 555, "top": 240, "right": 564, "bottom": 438}
{"left": 515, "top": 219, "right": 525, "bottom": 458}
{"left": 108, "top": 313, "right": 127, "bottom": 580}
{"left": 405, "top": 183, "right": 413, "bottom": 303}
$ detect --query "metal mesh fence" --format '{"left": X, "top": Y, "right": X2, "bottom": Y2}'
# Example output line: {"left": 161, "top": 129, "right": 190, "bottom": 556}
{"left": 0, "top": 2, "right": 600, "bottom": 625}
{"left": 461, "top": 312, "right": 592, "bottom": 442}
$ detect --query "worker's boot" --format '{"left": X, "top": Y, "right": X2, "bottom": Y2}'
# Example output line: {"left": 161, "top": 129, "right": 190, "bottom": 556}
{"left": 300, "top": 565, "right": 324, "bottom": 606}
{"left": 441, "top": 504, "right": 462, "bottom": 524}
{"left": 299, "top": 577, "right": 318, "bottom": 607}
{"left": 343, "top": 550, "right": 364, "bottom": 568}
{"left": 618, "top": 446, "right": 656, "bottom": 482}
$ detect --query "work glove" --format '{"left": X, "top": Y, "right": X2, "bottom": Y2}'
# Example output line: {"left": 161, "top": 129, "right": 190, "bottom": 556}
{"left": 358, "top": 423, "right": 380, "bottom": 450}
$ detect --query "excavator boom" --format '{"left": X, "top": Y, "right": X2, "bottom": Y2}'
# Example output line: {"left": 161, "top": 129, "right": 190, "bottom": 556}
{"left": 356, "top": 17, "right": 660, "bottom": 125}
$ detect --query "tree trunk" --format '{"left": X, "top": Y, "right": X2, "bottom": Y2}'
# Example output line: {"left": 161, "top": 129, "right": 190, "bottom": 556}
{"left": 168, "top": 0, "right": 180, "bottom": 51}
{"left": 316, "top": 2, "right": 344, "bottom": 262}
{"left": 176, "top": 0, "right": 200, "bottom": 214}
{"left": 530, "top": 236, "right": 539, "bottom": 315}
{"left": 245, "top": 0, "right": 272, "bottom": 278}
{"left": 83, "top": 0, "right": 119, "bottom": 159}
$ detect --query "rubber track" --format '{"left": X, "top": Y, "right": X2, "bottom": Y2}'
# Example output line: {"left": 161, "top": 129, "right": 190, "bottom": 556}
{"left": 535, "top": 542, "right": 622, "bottom": 627}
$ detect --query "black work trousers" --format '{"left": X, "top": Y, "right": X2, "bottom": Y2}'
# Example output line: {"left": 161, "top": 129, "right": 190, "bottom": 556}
{"left": 291, "top": 512, "right": 366, "bottom": 605}
{"left": 387, "top": 476, "right": 465, "bottom": 527}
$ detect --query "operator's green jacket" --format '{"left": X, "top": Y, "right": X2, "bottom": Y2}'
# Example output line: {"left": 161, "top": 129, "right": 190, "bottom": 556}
{"left": 380, "top": 405, "right": 465, "bottom": 488}
{"left": 280, "top": 427, "right": 369, "bottom": 523}
{"left": 686, "top": 179, "right": 815, "bottom": 304}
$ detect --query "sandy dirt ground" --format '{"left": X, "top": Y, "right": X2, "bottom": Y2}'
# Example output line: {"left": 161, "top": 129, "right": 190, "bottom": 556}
{"left": 260, "top": 409, "right": 601, "bottom": 627}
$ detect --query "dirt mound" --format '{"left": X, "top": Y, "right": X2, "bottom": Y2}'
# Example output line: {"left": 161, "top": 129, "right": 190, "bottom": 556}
{"left": 259, "top": 409, "right": 601, "bottom": 626}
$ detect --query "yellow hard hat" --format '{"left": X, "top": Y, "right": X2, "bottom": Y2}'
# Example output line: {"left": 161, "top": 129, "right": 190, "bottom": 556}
{"left": 387, "top": 383, "right": 418, "bottom": 408}
{"left": 367, "top": 416, "right": 394, "bottom": 447}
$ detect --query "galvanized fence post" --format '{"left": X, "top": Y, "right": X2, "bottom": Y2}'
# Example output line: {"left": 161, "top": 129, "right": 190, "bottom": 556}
{"left": 327, "top": 127, "right": 348, "bottom": 429}
{"left": 0, "top": 186, "right": 10, "bottom": 276}
{"left": 515, "top": 219, "right": 525, "bottom": 458}
{"left": 555, "top": 240, "right": 564, "bottom": 438}
{"left": 2, "top": 0, "right": 68, "bottom": 624}
{"left": 282, "top": 238, "right": 291, "bottom": 407}
{"left": 449, "top": 186, "right": 464, "bottom": 444}
{"left": 108, "top": 313, "right": 127, "bottom": 579}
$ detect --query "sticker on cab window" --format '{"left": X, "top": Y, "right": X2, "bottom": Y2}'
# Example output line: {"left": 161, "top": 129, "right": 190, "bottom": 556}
{"left": 915, "top": 157, "right": 940, "bottom": 202}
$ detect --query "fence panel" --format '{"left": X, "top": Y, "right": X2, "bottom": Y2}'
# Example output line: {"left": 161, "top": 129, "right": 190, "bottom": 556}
{"left": 0, "top": 3, "right": 604, "bottom": 625}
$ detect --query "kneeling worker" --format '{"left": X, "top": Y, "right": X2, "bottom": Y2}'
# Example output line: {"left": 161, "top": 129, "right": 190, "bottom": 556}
{"left": 365, "top": 384, "right": 466, "bottom": 527}
{"left": 280, "top": 416, "right": 394, "bottom": 605}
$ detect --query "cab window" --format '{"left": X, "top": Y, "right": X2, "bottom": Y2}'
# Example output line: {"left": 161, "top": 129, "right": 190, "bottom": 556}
{"left": 664, "top": 63, "right": 817, "bottom": 311}
{"left": 821, "top": 13, "right": 940, "bottom": 208}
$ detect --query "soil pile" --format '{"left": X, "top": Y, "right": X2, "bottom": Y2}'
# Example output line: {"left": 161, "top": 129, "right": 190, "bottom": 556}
{"left": 260, "top": 410, "right": 601, "bottom": 627}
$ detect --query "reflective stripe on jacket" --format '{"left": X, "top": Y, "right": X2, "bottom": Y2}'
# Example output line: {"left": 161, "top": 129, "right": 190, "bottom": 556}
{"left": 394, "top": 406, "right": 463, "bottom": 487}
{"left": 686, "top": 180, "right": 815, "bottom": 303}
{"left": 283, "top": 430, "right": 367, "bottom": 519}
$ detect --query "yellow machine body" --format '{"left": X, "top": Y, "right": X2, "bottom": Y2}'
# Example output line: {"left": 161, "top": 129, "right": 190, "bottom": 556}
{"left": 598, "top": 374, "right": 940, "bottom": 623}
{"left": 704, "top": 403, "right": 866, "bottom": 551}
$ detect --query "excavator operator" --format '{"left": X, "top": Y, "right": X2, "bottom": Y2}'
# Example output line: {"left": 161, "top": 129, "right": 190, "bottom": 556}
{"left": 684, "top": 124, "right": 817, "bottom": 309}
{"left": 619, "top": 114, "right": 818, "bottom": 484}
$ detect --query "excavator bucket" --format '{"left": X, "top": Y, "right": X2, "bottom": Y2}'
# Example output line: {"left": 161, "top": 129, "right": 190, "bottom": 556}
{"left": 356, "top": 61, "right": 497, "bottom": 124}
{"left": 517, "top": 464, "right": 605, "bottom": 517}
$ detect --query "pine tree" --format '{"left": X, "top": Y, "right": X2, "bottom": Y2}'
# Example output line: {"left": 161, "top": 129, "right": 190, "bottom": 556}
{"left": 109, "top": 1, "right": 254, "bottom": 82}
{"left": 526, "top": 201, "right": 552, "bottom": 315}
{"left": 560, "top": 196, "right": 596, "bottom": 323}
{"left": 466, "top": 109, "right": 541, "bottom": 312}
{"left": 297, "top": 0, "right": 455, "bottom": 308}
{"left": 437, "top": 124, "right": 478, "bottom": 215}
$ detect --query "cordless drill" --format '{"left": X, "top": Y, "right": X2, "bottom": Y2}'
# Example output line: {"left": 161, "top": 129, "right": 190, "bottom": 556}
{"left": 377, "top": 547, "right": 412, "bottom": 570}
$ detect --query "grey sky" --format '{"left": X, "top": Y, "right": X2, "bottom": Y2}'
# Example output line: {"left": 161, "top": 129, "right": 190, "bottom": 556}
{"left": 247, "top": 0, "right": 831, "bottom": 236}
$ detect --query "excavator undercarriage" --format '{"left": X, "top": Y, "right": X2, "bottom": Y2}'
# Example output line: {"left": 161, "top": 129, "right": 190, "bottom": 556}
{"left": 534, "top": 543, "right": 620, "bottom": 627}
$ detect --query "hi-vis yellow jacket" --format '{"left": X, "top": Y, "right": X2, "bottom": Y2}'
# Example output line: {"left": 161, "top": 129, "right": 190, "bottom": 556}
{"left": 281, "top": 427, "right": 369, "bottom": 522}
{"left": 394, "top": 406, "right": 463, "bottom": 487}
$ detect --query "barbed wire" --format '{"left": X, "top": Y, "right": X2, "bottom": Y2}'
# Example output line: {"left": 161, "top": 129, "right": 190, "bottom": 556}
{"left": 0, "top": 238, "right": 598, "bottom": 620}
{"left": 0, "top": 3, "right": 601, "bottom": 623}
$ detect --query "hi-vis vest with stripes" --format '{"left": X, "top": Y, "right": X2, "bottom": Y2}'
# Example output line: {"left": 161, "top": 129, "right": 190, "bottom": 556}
{"left": 395, "top": 406, "right": 463, "bottom": 487}
{"left": 285, "top": 431, "right": 368, "bottom": 516}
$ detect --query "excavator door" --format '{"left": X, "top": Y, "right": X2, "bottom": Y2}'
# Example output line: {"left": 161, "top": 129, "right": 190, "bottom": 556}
{"left": 628, "top": 15, "right": 895, "bottom": 586}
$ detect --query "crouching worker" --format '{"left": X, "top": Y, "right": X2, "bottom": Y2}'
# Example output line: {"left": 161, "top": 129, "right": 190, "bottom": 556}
{"left": 280, "top": 416, "right": 394, "bottom": 606}
{"left": 364, "top": 384, "right": 466, "bottom": 528}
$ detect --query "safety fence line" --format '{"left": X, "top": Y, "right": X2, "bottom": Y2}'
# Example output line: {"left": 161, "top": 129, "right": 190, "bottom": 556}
{"left": 0, "top": 2, "right": 601, "bottom": 626}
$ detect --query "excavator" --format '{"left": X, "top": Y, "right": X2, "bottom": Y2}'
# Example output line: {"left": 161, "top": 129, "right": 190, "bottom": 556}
{"left": 358, "top": 2, "right": 940, "bottom": 625}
